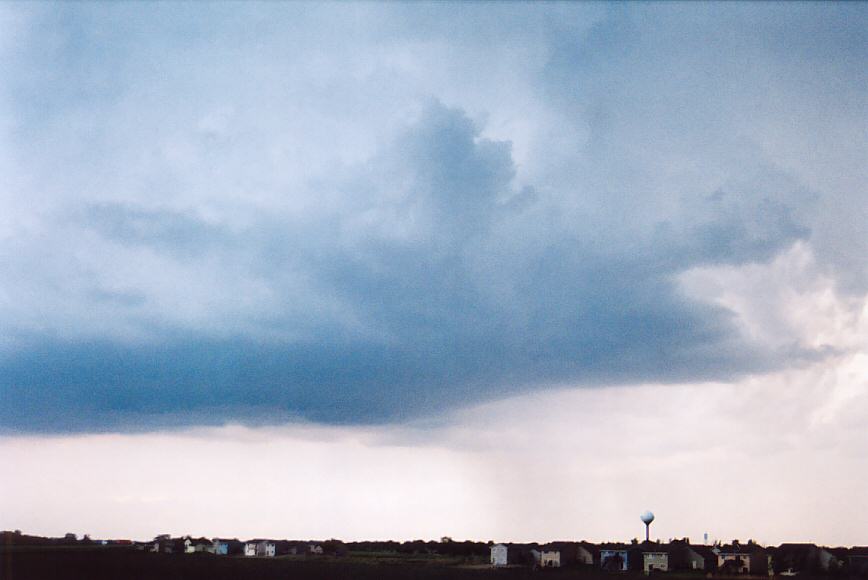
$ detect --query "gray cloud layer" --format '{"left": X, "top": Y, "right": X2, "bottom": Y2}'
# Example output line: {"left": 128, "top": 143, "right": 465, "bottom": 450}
{"left": 0, "top": 3, "right": 865, "bottom": 431}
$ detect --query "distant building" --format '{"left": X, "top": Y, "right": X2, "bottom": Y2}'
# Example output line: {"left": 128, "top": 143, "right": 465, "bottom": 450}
{"left": 212, "top": 539, "right": 232, "bottom": 555}
{"left": 243, "top": 539, "right": 276, "bottom": 557}
{"left": 717, "top": 543, "right": 767, "bottom": 575}
{"left": 543, "top": 542, "right": 594, "bottom": 567}
{"left": 644, "top": 552, "right": 669, "bottom": 573}
{"left": 773, "top": 544, "right": 838, "bottom": 574}
{"left": 160, "top": 538, "right": 183, "bottom": 554}
{"left": 491, "top": 543, "right": 540, "bottom": 566}
{"left": 212, "top": 539, "right": 245, "bottom": 556}
{"left": 288, "top": 543, "right": 308, "bottom": 556}
{"left": 642, "top": 549, "right": 669, "bottom": 573}
{"left": 491, "top": 544, "right": 508, "bottom": 567}
{"left": 601, "top": 546, "right": 630, "bottom": 572}
{"left": 669, "top": 540, "right": 717, "bottom": 572}
{"left": 541, "top": 550, "right": 561, "bottom": 568}
{"left": 576, "top": 542, "right": 597, "bottom": 566}
{"left": 191, "top": 537, "right": 215, "bottom": 553}
{"left": 273, "top": 540, "right": 291, "bottom": 556}
{"left": 256, "top": 540, "right": 276, "bottom": 557}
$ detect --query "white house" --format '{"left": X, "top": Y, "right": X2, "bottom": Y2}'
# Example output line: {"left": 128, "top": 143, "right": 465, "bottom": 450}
{"left": 183, "top": 537, "right": 213, "bottom": 554}
{"left": 643, "top": 551, "right": 669, "bottom": 573}
{"left": 491, "top": 544, "right": 508, "bottom": 567}
{"left": 244, "top": 542, "right": 257, "bottom": 557}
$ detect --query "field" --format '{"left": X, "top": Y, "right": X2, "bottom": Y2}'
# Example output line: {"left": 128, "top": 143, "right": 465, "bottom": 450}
{"left": 0, "top": 546, "right": 636, "bottom": 580}
{"left": 4, "top": 546, "right": 848, "bottom": 580}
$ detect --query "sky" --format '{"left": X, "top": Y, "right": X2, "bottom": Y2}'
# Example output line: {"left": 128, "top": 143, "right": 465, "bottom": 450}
{"left": 0, "top": 2, "right": 866, "bottom": 545}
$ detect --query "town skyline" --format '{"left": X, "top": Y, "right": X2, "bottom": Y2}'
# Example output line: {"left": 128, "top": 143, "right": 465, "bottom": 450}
{"left": 6, "top": 528, "right": 866, "bottom": 576}
{"left": 8, "top": 529, "right": 860, "bottom": 551}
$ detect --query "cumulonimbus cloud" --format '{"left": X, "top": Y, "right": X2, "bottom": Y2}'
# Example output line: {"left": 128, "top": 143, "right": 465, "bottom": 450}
{"left": 0, "top": 3, "right": 865, "bottom": 432}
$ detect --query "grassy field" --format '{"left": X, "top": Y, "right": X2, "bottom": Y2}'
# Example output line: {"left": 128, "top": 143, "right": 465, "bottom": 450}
{"left": 0, "top": 546, "right": 629, "bottom": 580}
{"left": 3, "top": 546, "right": 850, "bottom": 580}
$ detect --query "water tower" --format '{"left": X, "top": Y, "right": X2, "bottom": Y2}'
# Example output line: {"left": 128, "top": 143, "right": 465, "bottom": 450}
{"left": 640, "top": 511, "right": 655, "bottom": 542}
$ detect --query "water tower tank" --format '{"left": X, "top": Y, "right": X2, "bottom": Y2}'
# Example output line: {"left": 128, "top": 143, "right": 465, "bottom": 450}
{"left": 641, "top": 511, "right": 655, "bottom": 542}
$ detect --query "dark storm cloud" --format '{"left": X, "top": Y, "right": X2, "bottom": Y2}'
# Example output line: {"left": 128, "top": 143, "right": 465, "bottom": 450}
{"left": 0, "top": 3, "right": 864, "bottom": 432}
{"left": 0, "top": 103, "right": 813, "bottom": 432}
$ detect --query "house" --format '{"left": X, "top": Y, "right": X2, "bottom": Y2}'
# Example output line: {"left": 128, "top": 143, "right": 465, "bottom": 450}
{"left": 213, "top": 539, "right": 228, "bottom": 555}
{"left": 773, "top": 544, "right": 838, "bottom": 574}
{"left": 490, "top": 543, "right": 539, "bottom": 567}
{"left": 530, "top": 548, "right": 542, "bottom": 565}
{"left": 670, "top": 541, "right": 717, "bottom": 572}
{"left": 543, "top": 542, "right": 594, "bottom": 567}
{"left": 181, "top": 536, "right": 203, "bottom": 554}
{"left": 256, "top": 540, "right": 276, "bottom": 557}
{"left": 643, "top": 551, "right": 669, "bottom": 574}
{"left": 491, "top": 543, "right": 508, "bottom": 567}
{"left": 191, "top": 537, "right": 215, "bottom": 553}
{"left": 273, "top": 540, "right": 292, "bottom": 556}
{"left": 639, "top": 545, "right": 669, "bottom": 574}
{"left": 308, "top": 543, "right": 324, "bottom": 555}
{"left": 717, "top": 542, "right": 767, "bottom": 575}
{"left": 244, "top": 539, "right": 276, "bottom": 557}
{"left": 150, "top": 535, "right": 171, "bottom": 553}
{"left": 539, "top": 547, "right": 561, "bottom": 568}
{"left": 576, "top": 542, "right": 598, "bottom": 566}
{"left": 624, "top": 541, "right": 670, "bottom": 574}
{"left": 212, "top": 538, "right": 241, "bottom": 556}
{"left": 160, "top": 538, "right": 184, "bottom": 554}
{"left": 601, "top": 546, "right": 630, "bottom": 572}
{"left": 181, "top": 536, "right": 213, "bottom": 554}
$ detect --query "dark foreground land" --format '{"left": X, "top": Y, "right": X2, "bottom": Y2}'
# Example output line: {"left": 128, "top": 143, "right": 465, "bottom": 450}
{"left": 2, "top": 547, "right": 582, "bottom": 580}
{"left": 0, "top": 547, "right": 639, "bottom": 580}
{"left": 0, "top": 547, "right": 670, "bottom": 580}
